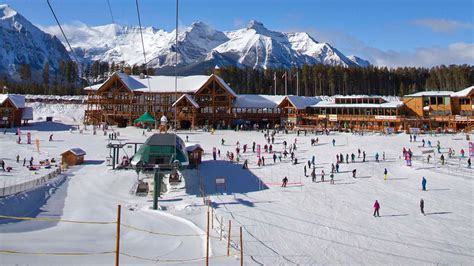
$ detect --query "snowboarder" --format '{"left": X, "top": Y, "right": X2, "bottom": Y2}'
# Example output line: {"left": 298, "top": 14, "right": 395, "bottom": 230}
{"left": 384, "top": 168, "right": 388, "bottom": 180}
{"left": 49, "top": 134, "right": 53, "bottom": 141}
{"left": 273, "top": 153, "right": 277, "bottom": 163}
{"left": 335, "top": 163, "right": 340, "bottom": 173}
{"left": 375, "top": 153, "right": 380, "bottom": 162}
{"left": 282, "top": 176, "right": 288, "bottom": 187}
{"left": 373, "top": 200, "right": 380, "bottom": 217}
{"left": 422, "top": 177, "right": 427, "bottom": 191}
{"left": 352, "top": 169, "right": 357, "bottom": 178}
{"left": 420, "top": 198, "right": 425, "bottom": 215}
{"left": 16, "top": 155, "right": 20, "bottom": 163}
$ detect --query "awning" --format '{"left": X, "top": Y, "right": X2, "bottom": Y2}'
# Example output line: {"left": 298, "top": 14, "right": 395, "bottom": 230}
{"left": 134, "top": 111, "right": 156, "bottom": 124}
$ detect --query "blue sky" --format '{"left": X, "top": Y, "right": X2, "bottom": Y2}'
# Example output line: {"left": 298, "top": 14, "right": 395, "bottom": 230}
{"left": 4, "top": 0, "right": 474, "bottom": 66}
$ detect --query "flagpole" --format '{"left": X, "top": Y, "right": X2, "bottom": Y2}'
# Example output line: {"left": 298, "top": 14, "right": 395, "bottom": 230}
{"left": 296, "top": 71, "right": 299, "bottom": 96}
{"left": 274, "top": 72, "right": 276, "bottom": 95}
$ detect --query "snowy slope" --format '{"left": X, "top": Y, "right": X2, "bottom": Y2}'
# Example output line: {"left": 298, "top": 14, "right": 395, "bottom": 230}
{"left": 41, "top": 20, "right": 368, "bottom": 73}
{"left": 0, "top": 5, "right": 70, "bottom": 80}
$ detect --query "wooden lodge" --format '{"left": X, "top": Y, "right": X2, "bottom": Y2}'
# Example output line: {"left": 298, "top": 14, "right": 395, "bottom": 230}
{"left": 84, "top": 71, "right": 473, "bottom": 133}
{"left": 0, "top": 94, "right": 33, "bottom": 127}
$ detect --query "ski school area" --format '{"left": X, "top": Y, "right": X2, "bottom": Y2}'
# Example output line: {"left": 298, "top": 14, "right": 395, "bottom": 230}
{"left": 0, "top": 115, "right": 473, "bottom": 265}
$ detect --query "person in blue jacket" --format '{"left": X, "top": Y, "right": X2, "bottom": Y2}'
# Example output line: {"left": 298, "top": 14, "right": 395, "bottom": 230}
{"left": 422, "top": 177, "right": 427, "bottom": 191}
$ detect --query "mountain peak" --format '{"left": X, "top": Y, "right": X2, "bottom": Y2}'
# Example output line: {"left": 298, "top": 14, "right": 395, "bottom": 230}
{"left": 0, "top": 4, "right": 17, "bottom": 20}
{"left": 247, "top": 20, "right": 268, "bottom": 32}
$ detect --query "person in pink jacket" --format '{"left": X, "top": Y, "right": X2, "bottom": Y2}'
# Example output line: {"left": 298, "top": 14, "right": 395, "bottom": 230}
{"left": 373, "top": 200, "right": 380, "bottom": 217}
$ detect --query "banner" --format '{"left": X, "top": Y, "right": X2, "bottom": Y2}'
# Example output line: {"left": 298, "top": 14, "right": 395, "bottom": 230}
{"left": 469, "top": 142, "right": 474, "bottom": 157}
{"left": 257, "top": 144, "right": 261, "bottom": 158}
{"left": 328, "top": 115, "right": 338, "bottom": 122}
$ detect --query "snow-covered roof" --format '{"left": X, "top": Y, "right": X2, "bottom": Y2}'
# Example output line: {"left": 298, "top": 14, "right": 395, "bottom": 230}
{"left": 310, "top": 100, "right": 404, "bottom": 109}
{"left": 185, "top": 143, "right": 203, "bottom": 152}
{"left": 0, "top": 94, "right": 25, "bottom": 109}
{"left": 62, "top": 148, "right": 86, "bottom": 156}
{"left": 233, "top": 94, "right": 285, "bottom": 109}
{"left": 21, "top": 107, "right": 33, "bottom": 120}
{"left": 284, "top": 95, "right": 321, "bottom": 110}
{"left": 404, "top": 91, "right": 454, "bottom": 97}
{"left": 85, "top": 73, "right": 238, "bottom": 97}
{"left": 172, "top": 94, "right": 199, "bottom": 108}
{"left": 451, "top": 86, "right": 474, "bottom": 98}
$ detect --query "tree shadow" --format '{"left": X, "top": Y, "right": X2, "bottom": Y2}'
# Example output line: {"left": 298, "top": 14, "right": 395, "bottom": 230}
{"left": 83, "top": 160, "right": 105, "bottom": 165}
{"left": 184, "top": 160, "right": 268, "bottom": 197}
{"left": 0, "top": 174, "right": 69, "bottom": 232}
{"left": 26, "top": 121, "right": 73, "bottom": 132}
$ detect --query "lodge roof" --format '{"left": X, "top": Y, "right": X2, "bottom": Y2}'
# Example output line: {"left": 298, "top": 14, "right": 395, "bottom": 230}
{"left": 84, "top": 72, "right": 238, "bottom": 97}
{"left": 451, "top": 86, "right": 474, "bottom": 98}
{"left": 0, "top": 94, "right": 25, "bottom": 109}
{"left": 404, "top": 91, "right": 454, "bottom": 97}
{"left": 310, "top": 100, "right": 404, "bottom": 109}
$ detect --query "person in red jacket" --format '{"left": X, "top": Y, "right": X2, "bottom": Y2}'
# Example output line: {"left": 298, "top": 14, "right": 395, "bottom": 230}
{"left": 373, "top": 200, "right": 380, "bottom": 217}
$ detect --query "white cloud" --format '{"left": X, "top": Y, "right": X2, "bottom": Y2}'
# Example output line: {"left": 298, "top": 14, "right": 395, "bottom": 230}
{"left": 358, "top": 42, "right": 474, "bottom": 67}
{"left": 233, "top": 18, "right": 245, "bottom": 28}
{"left": 413, "top": 18, "right": 474, "bottom": 34}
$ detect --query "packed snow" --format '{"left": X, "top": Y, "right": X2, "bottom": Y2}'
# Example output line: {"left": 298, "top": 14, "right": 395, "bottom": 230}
{"left": 0, "top": 104, "right": 473, "bottom": 265}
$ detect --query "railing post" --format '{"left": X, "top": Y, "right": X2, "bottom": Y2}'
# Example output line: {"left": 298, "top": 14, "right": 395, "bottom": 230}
{"left": 115, "top": 205, "right": 121, "bottom": 266}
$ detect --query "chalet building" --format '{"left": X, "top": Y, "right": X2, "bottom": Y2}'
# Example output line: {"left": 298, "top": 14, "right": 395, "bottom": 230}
{"left": 84, "top": 71, "right": 317, "bottom": 129}
{"left": 0, "top": 94, "right": 33, "bottom": 127}
{"left": 403, "top": 87, "right": 474, "bottom": 131}
{"left": 84, "top": 73, "right": 473, "bottom": 132}
{"left": 302, "top": 96, "right": 404, "bottom": 131}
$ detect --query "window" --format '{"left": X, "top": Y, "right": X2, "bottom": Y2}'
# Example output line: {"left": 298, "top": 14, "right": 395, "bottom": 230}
{"left": 436, "top": 97, "right": 443, "bottom": 105}
{"left": 430, "top": 97, "right": 436, "bottom": 105}
{"left": 460, "top": 98, "right": 471, "bottom": 105}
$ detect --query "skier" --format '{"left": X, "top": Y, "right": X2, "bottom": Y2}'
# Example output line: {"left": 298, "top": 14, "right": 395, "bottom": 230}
{"left": 304, "top": 165, "right": 307, "bottom": 176}
{"left": 213, "top": 149, "right": 217, "bottom": 160}
{"left": 262, "top": 156, "right": 265, "bottom": 166}
{"left": 321, "top": 170, "right": 325, "bottom": 182}
{"left": 0, "top": 160, "right": 4, "bottom": 171}
{"left": 420, "top": 198, "right": 425, "bottom": 215}
{"left": 335, "top": 163, "right": 340, "bottom": 173}
{"left": 352, "top": 169, "right": 357, "bottom": 178}
{"left": 468, "top": 158, "right": 471, "bottom": 168}
{"left": 186, "top": 135, "right": 189, "bottom": 142}
{"left": 414, "top": 135, "right": 417, "bottom": 142}
{"left": 282, "top": 176, "right": 288, "bottom": 187}
{"left": 252, "top": 141, "right": 256, "bottom": 152}
{"left": 221, "top": 138, "right": 225, "bottom": 145}
{"left": 16, "top": 155, "right": 20, "bottom": 163}
{"left": 242, "top": 159, "right": 248, "bottom": 169}
{"left": 375, "top": 153, "right": 380, "bottom": 162}
{"left": 273, "top": 153, "right": 277, "bottom": 164}
{"left": 409, "top": 135, "right": 412, "bottom": 142}
{"left": 345, "top": 154, "right": 349, "bottom": 164}
{"left": 363, "top": 151, "right": 366, "bottom": 162}
{"left": 218, "top": 149, "right": 221, "bottom": 158}
{"left": 330, "top": 172, "right": 335, "bottom": 184}
{"left": 422, "top": 177, "right": 427, "bottom": 191}
{"left": 422, "top": 139, "right": 425, "bottom": 147}
{"left": 351, "top": 153, "right": 355, "bottom": 163}
{"left": 332, "top": 139, "right": 336, "bottom": 146}
{"left": 427, "top": 154, "right": 431, "bottom": 163}
{"left": 373, "top": 200, "right": 380, "bottom": 217}
{"left": 427, "top": 140, "right": 432, "bottom": 147}
{"left": 440, "top": 154, "right": 445, "bottom": 165}
{"left": 358, "top": 148, "right": 361, "bottom": 158}
{"left": 23, "top": 157, "right": 26, "bottom": 166}
{"left": 311, "top": 168, "right": 316, "bottom": 182}
{"left": 49, "top": 134, "right": 53, "bottom": 141}
{"left": 331, "top": 163, "right": 335, "bottom": 173}
{"left": 311, "top": 155, "right": 315, "bottom": 166}
{"left": 460, "top": 149, "right": 465, "bottom": 158}
{"left": 384, "top": 168, "right": 388, "bottom": 180}
{"left": 382, "top": 152, "right": 385, "bottom": 161}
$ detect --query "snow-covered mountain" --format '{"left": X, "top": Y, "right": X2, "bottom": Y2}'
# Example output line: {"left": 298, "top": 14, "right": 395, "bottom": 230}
{"left": 42, "top": 20, "right": 369, "bottom": 74}
{"left": 0, "top": 5, "right": 70, "bottom": 81}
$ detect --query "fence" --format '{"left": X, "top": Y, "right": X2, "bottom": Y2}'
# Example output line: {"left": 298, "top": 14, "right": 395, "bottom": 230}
{"left": 0, "top": 167, "right": 62, "bottom": 197}
{"left": 0, "top": 204, "right": 243, "bottom": 266}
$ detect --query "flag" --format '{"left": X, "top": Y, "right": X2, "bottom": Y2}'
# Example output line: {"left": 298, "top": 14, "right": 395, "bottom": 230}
{"left": 273, "top": 72, "right": 276, "bottom": 81}
{"left": 282, "top": 72, "right": 287, "bottom": 79}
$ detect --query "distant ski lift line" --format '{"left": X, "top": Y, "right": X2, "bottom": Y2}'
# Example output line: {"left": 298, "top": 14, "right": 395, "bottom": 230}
{"left": 134, "top": 0, "right": 152, "bottom": 95}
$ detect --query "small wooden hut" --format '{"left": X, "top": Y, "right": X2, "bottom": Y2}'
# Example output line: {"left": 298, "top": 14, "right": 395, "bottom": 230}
{"left": 186, "top": 144, "right": 204, "bottom": 167}
{"left": 61, "top": 148, "right": 86, "bottom": 166}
